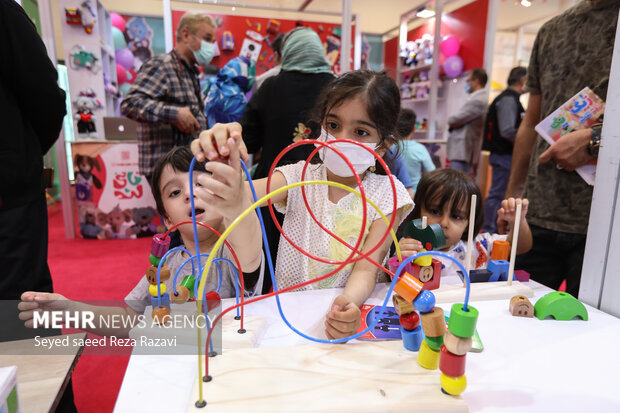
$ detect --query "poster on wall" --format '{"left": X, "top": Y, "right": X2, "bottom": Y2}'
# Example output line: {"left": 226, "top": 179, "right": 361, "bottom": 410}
{"left": 72, "top": 142, "right": 162, "bottom": 240}
{"left": 171, "top": 10, "right": 353, "bottom": 76}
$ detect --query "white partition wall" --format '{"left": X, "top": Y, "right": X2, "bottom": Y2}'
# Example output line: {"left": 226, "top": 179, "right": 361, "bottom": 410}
{"left": 579, "top": 9, "right": 620, "bottom": 317}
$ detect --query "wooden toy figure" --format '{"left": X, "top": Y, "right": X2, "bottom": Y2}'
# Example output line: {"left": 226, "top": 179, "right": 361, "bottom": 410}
{"left": 509, "top": 295, "right": 534, "bottom": 318}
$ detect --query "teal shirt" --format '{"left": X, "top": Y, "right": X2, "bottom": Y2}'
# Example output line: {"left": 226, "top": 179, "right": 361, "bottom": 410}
{"left": 397, "top": 140, "right": 436, "bottom": 191}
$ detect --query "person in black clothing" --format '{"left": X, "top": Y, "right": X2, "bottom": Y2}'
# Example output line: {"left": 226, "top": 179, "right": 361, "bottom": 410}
{"left": 0, "top": 2, "right": 78, "bottom": 410}
{"left": 239, "top": 27, "right": 335, "bottom": 292}
{"left": 0, "top": 0, "right": 66, "bottom": 300}
{"left": 481, "top": 66, "right": 526, "bottom": 233}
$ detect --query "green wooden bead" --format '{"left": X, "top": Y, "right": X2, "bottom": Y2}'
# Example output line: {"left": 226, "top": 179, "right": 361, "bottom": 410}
{"left": 181, "top": 275, "right": 196, "bottom": 299}
{"left": 149, "top": 254, "right": 162, "bottom": 266}
{"left": 424, "top": 335, "right": 444, "bottom": 351}
{"left": 448, "top": 303, "right": 479, "bottom": 338}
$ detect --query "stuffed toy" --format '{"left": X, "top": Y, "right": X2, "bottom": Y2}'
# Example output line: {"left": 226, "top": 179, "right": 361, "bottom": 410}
{"left": 74, "top": 154, "right": 101, "bottom": 202}
{"left": 102, "top": 205, "right": 135, "bottom": 239}
{"left": 130, "top": 206, "right": 160, "bottom": 238}
{"left": 73, "top": 90, "right": 101, "bottom": 139}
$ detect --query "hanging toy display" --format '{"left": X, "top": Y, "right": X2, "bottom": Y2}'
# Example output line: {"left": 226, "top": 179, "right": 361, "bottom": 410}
{"left": 64, "top": 1, "right": 97, "bottom": 34}
{"left": 73, "top": 89, "right": 102, "bottom": 139}
{"left": 239, "top": 30, "right": 263, "bottom": 61}
{"left": 221, "top": 31, "right": 235, "bottom": 52}
{"left": 70, "top": 45, "right": 101, "bottom": 73}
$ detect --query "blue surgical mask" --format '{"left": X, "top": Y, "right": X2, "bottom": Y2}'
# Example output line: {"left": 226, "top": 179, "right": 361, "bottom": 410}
{"left": 464, "top": 82, "right": 471, "bottom": 94}
{"left": 193, "top": 38, "right": 214, "bottom": 66}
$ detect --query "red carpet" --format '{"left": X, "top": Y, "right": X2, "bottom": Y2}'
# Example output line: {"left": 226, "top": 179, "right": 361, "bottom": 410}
{"left": 47, "top": 202, "right": 152, "bottom": 412}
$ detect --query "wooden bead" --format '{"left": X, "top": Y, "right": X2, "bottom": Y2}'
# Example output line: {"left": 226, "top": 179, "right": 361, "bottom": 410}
{"left": 204, "top": 291, "right": 222, "bottom": 313}
{"left": 424, "top": 335, "right": 444, "bottom": 352}
{"left": 421, "top": 307, "right": 445, "bottom": 337}
{"left": 392, "top": 294, "right": 414, "bottom": 316}
{"left": 150, "top": 234, "right": 170, "bottom": 258}
{"left": 419, "top": 265, "right": 434, "bottom": 282}
{"left": 413, "top": 249, "right": 432, "bottom": 267}
{"left": 152, "top": 306, "right": 171, "bottom": 325}
{"left": 394, "top": 272, "right": 423, "bottom": 303}
{"left": 403, "top": 218, "right": 446, "bottom": 250}
{"left": 149, "top": 254, "right": 162, "bottom": 267}
{"left": 440, "top": 374, "right": 467, "bottom": 396}
{"left": 400, "top": 325, "right": 423, "bottom": 351}
{"left": 491, "top": 240, "right": 510, "bottom": 261}
{"left": 172, "top": 286, "right": 191, "bottom": 304}
{"left": 399, "top": 312, "right": 420, "bottom": 331}
{"left": 417, "top": 339, "right": 440, "bottom": 370}
{"left": 443, "top": 329, "right": 472, "bottom": 356}
{"left": 149, "top": 283, "right": 166, "bottom": 297}
{"left": 180, "top": 275, "right": 196, "bottom": 299}
{"left": 510, "top": 295, "right": 534, "bottom": 318}
{"left": 439, "top": 345, "right": 466, "bottom": 377}
{"left": 448, "top": 303, "right": 478, "bottom": 338}
{"left": 413, "top": 290, "right": 436, "bottom": 314}
{"left": 146, "top": 264, "right": 171, "bottom": 284}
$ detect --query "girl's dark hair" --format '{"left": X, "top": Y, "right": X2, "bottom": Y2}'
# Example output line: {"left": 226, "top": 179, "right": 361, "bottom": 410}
{"left": 308, "top": 70, "right": 402, "bottom": 173}
{"left": 151, "top": 146, "right": 206, "bottom": 217}
{"left": 412, "top": 169, "right": 483, "bottom": 240}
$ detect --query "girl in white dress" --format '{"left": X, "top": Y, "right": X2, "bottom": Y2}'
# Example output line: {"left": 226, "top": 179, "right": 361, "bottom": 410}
{"left": 192, "top": 70, "right": 414, "bottom": 340}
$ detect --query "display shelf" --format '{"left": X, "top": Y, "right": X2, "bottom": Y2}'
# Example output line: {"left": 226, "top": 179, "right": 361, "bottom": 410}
{"left": 400, "top": 63, "right": 432, "bottom": 74}
{"left": 402, "top": 96, "right": 446, "bottom": 103}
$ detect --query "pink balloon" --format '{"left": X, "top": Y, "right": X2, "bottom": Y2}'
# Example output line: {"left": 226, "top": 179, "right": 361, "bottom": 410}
{"left": 110, "top": 13, "right": 126, "bottom": 33}
{"left": 440, "top": 36, "right": 461, "bottom": 57}
{"left": 443, "top": 55, "right": 464, "bottom": 78}
{"left": 116, "top": 63, "right": 128, "bottom": 84}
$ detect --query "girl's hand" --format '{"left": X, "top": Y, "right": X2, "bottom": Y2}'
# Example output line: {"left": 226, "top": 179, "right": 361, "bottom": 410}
{"left": 398, "top": 237, "right": 424, "bottom": 257}
{"left": 191, "top": 122, "right": 249, "bottom": 163}
{"left": 18, "top": 292, "right": 69, "bottom": 328}
{"left": 325, "top": 294, "right": 361, "bottom": 341}
{"left": 497, "top": 198, "right": 529, "bottom": 234}
{"left": 196, "top": 138, "right": 248, "bottom": 221}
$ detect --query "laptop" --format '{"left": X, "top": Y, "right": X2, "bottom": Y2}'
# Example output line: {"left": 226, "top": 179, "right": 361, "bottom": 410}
{"left": 103, "top": 117, "right": 138, "bottom": 141}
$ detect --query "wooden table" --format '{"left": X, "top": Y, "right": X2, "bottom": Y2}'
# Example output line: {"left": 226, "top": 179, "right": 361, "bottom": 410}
{"left": 0, "top": 333, "right": 86, "bottom": 413}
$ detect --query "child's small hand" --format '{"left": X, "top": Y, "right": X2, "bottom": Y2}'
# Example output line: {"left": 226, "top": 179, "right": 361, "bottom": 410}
{"left": 398, "top": 237, "right": 424, "bottom": 257}
{"left": 325, "top": 294, "right": 361, "bottom": 341}
{"left": 18, "top": 292, "right": 69, "bottom": 328}
{"left": 497, "top": 197, "right": 529, "bottom": 234}
{"left": 196, "top": 138, "right": 248, "bottom": 221}
{"left": 191, "top": 122, "right": 249, "bottom": 163}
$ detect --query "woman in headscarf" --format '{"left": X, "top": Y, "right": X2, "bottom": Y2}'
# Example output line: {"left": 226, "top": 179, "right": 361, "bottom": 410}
{"left": 238, "top": 27, "right": 335, "bottom": 292}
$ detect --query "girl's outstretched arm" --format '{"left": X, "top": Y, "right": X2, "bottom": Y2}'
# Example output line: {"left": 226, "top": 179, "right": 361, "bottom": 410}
{"left": 325, "top": 208, "right": 405, "bottom": 340}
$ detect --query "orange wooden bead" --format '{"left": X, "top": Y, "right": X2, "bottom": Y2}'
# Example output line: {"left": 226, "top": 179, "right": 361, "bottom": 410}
{"left": 146, "top": 264, "right": 171, "bottom": 284}
{"left": 443, "top": 329, "right": 472, "bottom": 356}
{"left": 439, "top": 345, "right": 466, "bottom": 377}
{"left": 392, "top": 294, "right": 415, "bottom": 316}
{"left": 491, "top": 240, "right": 510, "bottom": 261}
{"left": 172, "top": 286, "right": 191, "bottom": 304}
{"left": 152, "top": 306, "right": 171, "bottom": 325}
{"left": 420, "top": 307, "right": 445, "bottom": 337}
{"left": 394, "top": 272, "right": 423, "bottom": 303}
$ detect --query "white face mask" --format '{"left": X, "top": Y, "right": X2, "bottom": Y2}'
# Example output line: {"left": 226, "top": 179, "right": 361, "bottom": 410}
{"left": 315, "top": 128, "right": 378, "bottom": 177}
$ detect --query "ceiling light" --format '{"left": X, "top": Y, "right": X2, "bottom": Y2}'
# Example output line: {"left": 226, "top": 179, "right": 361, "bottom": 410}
{"left": 416, "top": 9, "right": 436, "bottom": 18}
{"left": 520, "top": 0, "right": 532, "bottom": 7}
{"left": 232, "top": 6, "right": 236, "bottom": 11}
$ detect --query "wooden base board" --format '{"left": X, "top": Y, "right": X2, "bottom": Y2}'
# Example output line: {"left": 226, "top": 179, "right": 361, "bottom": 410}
{"left": 187, "top": 341, "right": 468, "bottom": 412}
{"left": 433, "top": 281, "right": 533, "bottom": 304}
{"left": 129, "top": 304, "right": 267, "bottom": 351}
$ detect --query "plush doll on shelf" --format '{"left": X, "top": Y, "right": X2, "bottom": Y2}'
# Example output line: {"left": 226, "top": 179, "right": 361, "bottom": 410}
{"left": 73, "top": 90, "right": 101, "bottom": 139}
